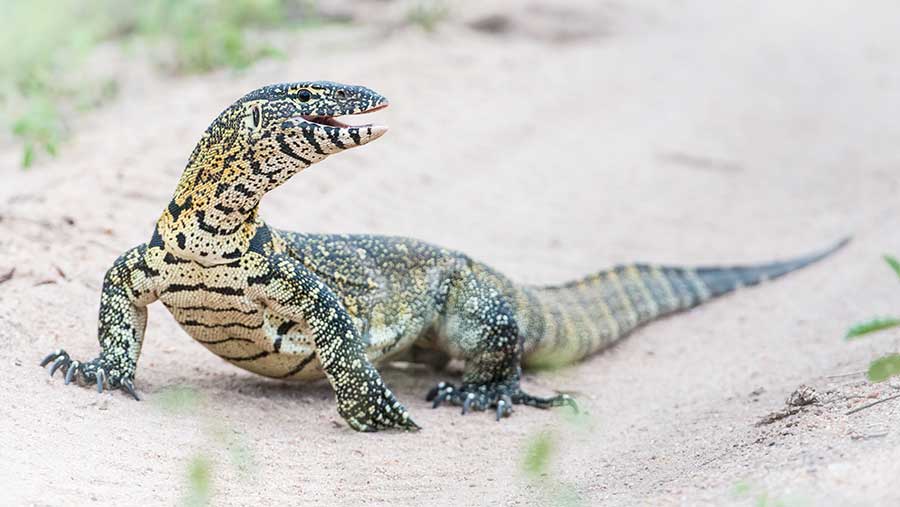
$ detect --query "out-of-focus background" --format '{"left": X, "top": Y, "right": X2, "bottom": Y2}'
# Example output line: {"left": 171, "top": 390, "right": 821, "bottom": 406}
{"left": 2, "top": 1, "right": 900, "bottom": 505}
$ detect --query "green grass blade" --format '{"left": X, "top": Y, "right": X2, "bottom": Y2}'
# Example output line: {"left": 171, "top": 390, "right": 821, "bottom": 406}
{"left": 22, "top": 144, "right": 34, "bottom": 169}
{"left": 846, "top": 318, "right": 900, "bottom": 340}
{"left": 184, "top": 454, "right": 213, "bottom": 507}
{"left": 868, "top": 354, "right": 900, "bottom": 382}
{"left": 155, "top": 385, "right": 202, "bottom": 415}
{"left": 522, "top": 431, "right": 555, "bottom": 478}
{"left": 885, "top": 255, "right": 900, "bottom": 281}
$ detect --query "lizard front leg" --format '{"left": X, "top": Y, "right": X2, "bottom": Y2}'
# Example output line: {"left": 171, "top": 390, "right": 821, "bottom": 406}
{"left": 255, "top": 254, "right": 418, "bottom": 432}
{"left": 42, "top": 244, "right": 158, "bottom": 399}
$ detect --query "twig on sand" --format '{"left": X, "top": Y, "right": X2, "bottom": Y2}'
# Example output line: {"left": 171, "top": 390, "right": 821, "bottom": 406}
{"left": 845, "top": 392, "right": 900, "bottom": 415}
{"left": 698, "top": 450, "right": 731, "bottom": 468}
{"left": 756, "top": 406, "right": 802, "bottom": 426}
{"left": 756, "top": 385, "right": 818, "bottom": 426}
{"left": 0, "top": 268, "right": 14, "bottom": 285}
{"left": 823, "top": 370, "right": 867, "bottom": 379}
{"left": 850, "top": 430, "right": 889, "bottom": 440}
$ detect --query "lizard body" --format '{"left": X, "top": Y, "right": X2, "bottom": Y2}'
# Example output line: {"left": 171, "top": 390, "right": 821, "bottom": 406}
{"left": 42, "top": 82, "right": 847, "bottom": 431}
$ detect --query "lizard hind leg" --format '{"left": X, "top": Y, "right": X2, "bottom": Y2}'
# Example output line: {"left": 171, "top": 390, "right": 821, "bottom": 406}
{"left": 427, "top": 274, "right": 578, "bottom": 420}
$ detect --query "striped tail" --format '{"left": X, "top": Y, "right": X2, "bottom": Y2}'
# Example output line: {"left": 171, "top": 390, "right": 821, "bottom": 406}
{"left": 519, "top": 238, "right": 849, "bottom": 368}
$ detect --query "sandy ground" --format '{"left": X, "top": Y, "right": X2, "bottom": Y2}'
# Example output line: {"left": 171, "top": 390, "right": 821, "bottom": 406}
{"left": 2, "top": 1, "right": 900, "bottom": 505}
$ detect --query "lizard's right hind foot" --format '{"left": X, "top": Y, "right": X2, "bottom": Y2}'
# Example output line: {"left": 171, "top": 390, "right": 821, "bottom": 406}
{"left": 426, "top": 381, "right": 579, "bottom": 421}
{"left": 40, "top": 349, "right": 140, "bottom": 400}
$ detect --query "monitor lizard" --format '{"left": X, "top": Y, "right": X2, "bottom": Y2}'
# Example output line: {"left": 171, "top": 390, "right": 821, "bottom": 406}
{"left": 41, "top": 81, "right": 848, "bottom": 431}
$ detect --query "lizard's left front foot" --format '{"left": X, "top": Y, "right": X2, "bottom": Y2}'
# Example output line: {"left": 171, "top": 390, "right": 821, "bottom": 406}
{"left": 426, "top": 381, "right": 578, "bottom": 421}
{"left": 40, "top": 349, "right": 140, "bottom": 400}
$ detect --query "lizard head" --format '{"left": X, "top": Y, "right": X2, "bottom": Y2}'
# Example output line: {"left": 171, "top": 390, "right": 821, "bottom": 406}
{"left": 218, "top": 80, "right": 390, "bottom": 161}
{"left": 175, "top": 81, "right": 388, "bottom": 200}
{"left": 175, "top": 81, "right": 389, "bottom": 199}
{"left": 160, "top": 82, "right": 389, "bottom": 264}
{"left": 231, "top": 80, "right": 390, "bottom": 156}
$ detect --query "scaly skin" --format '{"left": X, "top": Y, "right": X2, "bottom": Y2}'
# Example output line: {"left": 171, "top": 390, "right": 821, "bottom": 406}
{"left": 41, "top": 81, "right": 848, "bottom": 431}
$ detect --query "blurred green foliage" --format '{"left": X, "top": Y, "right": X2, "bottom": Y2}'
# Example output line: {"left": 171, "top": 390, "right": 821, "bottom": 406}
{"left": 522, "top": 430, "right": 555, "bottom": 477}
{"left": 732, "top": 480, "right": 808, "bottom": 507}
{"left": 846, "top": 317, "right": 900, "bottom": 340}
{"left": 867, "top": 353, "right": 900, "bottom": 383}
{"left": 184, "top": 455, "right": 214, "bottom": 507}
{"left": 846, "top": 255, "right": 900, "bottom": 382}
{"left": 154, "top": 386, "right": 256, "bottom": 506}
{"left": 155, "top": 385, "right": 205, "bottom": 415}
{"left": 1, "top": 0, "right": 327, "bottom": 168}
{"left": 884, "top": 255, "right": 900, "bottom": 279}
{"left": 0, "top": 0, "right": 116, "bottom": 167}
{"left": 132, "top": 0, "right": 291, "bottom": 73}
{"left": 406, "top": 1, "right": 450, "bottom": 32}
{"left": 11, "top": 96, "right": 63, "bottom": 168}
{"left": 520, "top": 410, "right": 591, "bottom": 507}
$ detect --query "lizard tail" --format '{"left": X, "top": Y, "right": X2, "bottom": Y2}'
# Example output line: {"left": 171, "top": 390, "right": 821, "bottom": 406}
{"left": 519, "top": 237, "right": 850, "bottom": 368}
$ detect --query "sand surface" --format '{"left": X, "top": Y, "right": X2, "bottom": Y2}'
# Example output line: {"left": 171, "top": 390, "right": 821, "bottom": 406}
{"left": 3, "top": 1, "right": 900, "bottom": 505}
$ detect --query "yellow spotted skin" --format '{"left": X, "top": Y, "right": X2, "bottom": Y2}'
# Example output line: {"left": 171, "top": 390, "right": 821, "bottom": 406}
{"left": 40, "top": 81, "right": 848, "bottom": 431}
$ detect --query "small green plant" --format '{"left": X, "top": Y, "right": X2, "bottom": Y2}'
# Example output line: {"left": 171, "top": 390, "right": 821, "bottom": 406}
{"left": 156, "top": 385, "right": 204, "bottom": 414}
{"left": 406, "top": 1, "right": 450, "bottom": 32}
{"left": 846, "top": 255, "right": 900, "bottom": 382}
{"left": 184, "top": 455, "right": 214, "bottom": 507}
{"left": 134, "top": 0, "right": 289, "bottom": 73}
{"left": 522, "top": 430, "right": 555, "bottom": 477}
{"left": 0, "top": 0, "right": 121, "bottom": 167}
{"left": 847, "top": 317, "right": 900, "bottom": 339}
{"left": 154, "top": 386, "right": 256, "bottom": 506}
{"left": 732, "top": 480, "right": 807, "bottom": 507}
{"left": 519, "top": 410, "right": 592, "bottom": 507}
{"left": 866, "top": 353, "right": 900, "bottom": 383}
{"left": 1, "top": 0, "right": 325, "bottom": 168}
{"left": 11, "top": 97, "right": 64, "bottom": 168}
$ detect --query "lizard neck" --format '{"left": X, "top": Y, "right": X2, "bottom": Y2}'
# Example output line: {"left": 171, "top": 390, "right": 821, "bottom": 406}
{"left": 156, "top": 168, "right": 267, "bottom": 265}
{"left": 157, "top": 119, "right": 324, "bottom": 264}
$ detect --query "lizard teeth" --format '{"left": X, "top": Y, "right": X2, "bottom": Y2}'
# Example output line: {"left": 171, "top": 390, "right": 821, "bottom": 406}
{"left": 300, "top": 103, "right": 388, "bottom": 129}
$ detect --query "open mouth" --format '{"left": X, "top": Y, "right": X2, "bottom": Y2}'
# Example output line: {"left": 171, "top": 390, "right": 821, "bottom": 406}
{"left": 300, "top": 103, "right": 388, "bottom": 129}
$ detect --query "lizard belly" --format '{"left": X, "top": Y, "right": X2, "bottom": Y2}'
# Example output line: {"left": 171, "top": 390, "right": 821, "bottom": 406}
{"left": 162, "top": 296, "right": 328, "bottom": 381}
{"left": 156, "top": 258, "right": 442, "bottom": 382}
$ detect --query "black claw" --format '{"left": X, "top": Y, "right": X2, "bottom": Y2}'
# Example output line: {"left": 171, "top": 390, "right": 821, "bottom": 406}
{"left": 501, "top": 394, "right": 513, "bottom": 410}
{"left": 122, "top": 380, "right": 140, "bottom": 401}
{"left": 426, "top": 381, "right": 450, "bottom": 402}
{"left": 64, "top": 363, "right": 77, "bottom": 385}
{"left": 406, "top": 418, "right": 421, "bottom": 431}
{"left": 40, "top": 351, "right": 61, "bottom": 367}
{"left": 432, "top": 389, "right": 451, "bottom": 409}
{"left": 96, "top": 370, "right": 105, "bottom": 393}
{"left": 49, "top": 356, "right": 67, "bottom": 377}
{"left": 461, "top": 394, "right": 474, "bottom": 415}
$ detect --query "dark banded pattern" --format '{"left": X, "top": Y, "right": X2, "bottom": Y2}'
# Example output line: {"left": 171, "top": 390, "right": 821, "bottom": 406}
{"left": 520, "top": 238, "right": 850, "bottom": 368}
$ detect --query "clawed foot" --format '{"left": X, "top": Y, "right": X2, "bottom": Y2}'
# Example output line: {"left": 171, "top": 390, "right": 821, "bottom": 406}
{"left": 341, "top": 397, "right": 419, "bottom": 433}
{"left": 40, "top": 349, "right": 140, "bottom": 400}
{"left": 337, "top": 365, "right": 420, "bottom": 432}
{"left": 426, "top": 381, "right": 578, "bottom": 421}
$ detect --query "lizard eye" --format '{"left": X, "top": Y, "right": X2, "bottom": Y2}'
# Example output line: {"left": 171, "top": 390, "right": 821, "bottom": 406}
{"left": 243, "top": 103, "right": 263, "bottom": 130}
{"left": 298, "top": 89, "right": 312, "bottom": 102}
{"left": 335, "top": 89, "right": 347, "bottom": 99}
